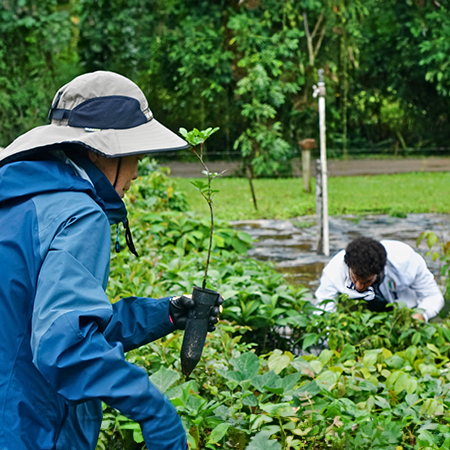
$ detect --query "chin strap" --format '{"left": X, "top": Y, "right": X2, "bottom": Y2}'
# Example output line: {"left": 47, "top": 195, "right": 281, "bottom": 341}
{"left": 112, "top": 157, "right": 139, "bottom": 258}
{"left": 115, "top": 220, "right": 139, "bottom": 257}
{"left": 113, "top": 157, "right": 122, "bottom": 189}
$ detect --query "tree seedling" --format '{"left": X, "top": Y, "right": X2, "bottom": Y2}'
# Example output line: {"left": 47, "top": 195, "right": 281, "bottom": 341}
{"left": 179, "top": 127, "right": 221, "bottom": 289}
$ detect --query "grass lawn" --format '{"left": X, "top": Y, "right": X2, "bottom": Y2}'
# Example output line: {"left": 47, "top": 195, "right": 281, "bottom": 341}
{"left": 174, "top": 172, "right": 450, "bottom": 221}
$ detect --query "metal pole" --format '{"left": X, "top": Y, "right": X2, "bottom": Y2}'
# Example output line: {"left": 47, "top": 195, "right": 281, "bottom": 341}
{"left": 315, "top": 159, "right": 323, "bottom": 254}
{"left": 313, "top": 69, "right": 329, "bottom": 256}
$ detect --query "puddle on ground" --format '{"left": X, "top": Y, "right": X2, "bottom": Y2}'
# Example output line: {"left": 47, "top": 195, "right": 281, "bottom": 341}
{"left": 231, "top": 213, "right": 450, "bottom": 292}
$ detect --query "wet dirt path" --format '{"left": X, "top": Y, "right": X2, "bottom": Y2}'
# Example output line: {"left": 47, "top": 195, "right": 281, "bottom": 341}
{"left": 231, "top": 213, "right": 450, "bottom": 291}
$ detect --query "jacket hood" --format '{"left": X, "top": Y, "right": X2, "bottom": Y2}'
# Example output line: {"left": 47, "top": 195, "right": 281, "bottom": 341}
{"left": 0, "top": 158, "right": 127, "bottom": 225}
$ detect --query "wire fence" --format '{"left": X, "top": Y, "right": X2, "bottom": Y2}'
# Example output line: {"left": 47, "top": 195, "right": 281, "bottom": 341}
{"left": 155, "top": 147, "right": 450, "bottom": 163}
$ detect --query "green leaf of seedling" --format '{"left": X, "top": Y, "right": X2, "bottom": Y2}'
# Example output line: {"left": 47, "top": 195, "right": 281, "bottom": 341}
{"left": 190, "top": 180, "right": 208, "bottom": 190}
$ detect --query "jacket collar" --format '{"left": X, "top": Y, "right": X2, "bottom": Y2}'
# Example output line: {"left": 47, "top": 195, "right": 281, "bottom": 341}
{"left": 68, "top": 154, "right": 127, "bottom": 225}
{"left": 0, "top": 156, "right": 127, "bottom": 226}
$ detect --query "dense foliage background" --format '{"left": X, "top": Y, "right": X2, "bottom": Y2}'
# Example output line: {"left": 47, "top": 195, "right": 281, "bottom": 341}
{"left": 1, "top": 0, "right": 450, "bottom": 175}
{"left": 98, "top": 162, "right": 450, "bottom": 449}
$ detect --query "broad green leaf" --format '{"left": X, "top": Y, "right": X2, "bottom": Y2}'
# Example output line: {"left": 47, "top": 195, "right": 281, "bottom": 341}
{"left": 405, "top": 346, "right": 417, "bottom": 364}
{"left": 386, "top": 371, "right": 402, "bottom": 388}
{"left": 260, "top": 402, "right": 292, "bottom": 416}
{"left": 268, "top": 350, "right": 292, "bottom": 374}
{"left": 405, "top": 393, "right": 418, "bottom": 406}
{"left": 419, "top": 364, "right": 440, "bottom": 377}
{"left": 291, "top": 358, "right": 314, "bottom": 377}
{"left": 441, "top": 326, "right": 450, "bottom": 342}
{"left": 251, "top": 371, "right": 280, "bottom": 392}
{"left": 339, "top": 343, "right": 355, "bottom": 361}
{"left": 149, "top": 367, "right": 180, "bottom": 393}
{"left": 316, "top": 370, "right": 338, "bottom": 386}
{"left": 363, "top": 349, "right": 382, "bottom": 367}
{"left": 309, "top": 360, "right": 323, "bottom": 374}
{"left": 385, "top": 355, "right": 405, "bottom": 370}
{"left": 230, "top": 352, "right": 261, "bottom": 379}
{"left": 209, "top": 423, "right": 231, "bottom": 443}
{"left": 338, "top": 398, "right": 359, "bottom": 416}
{"left": 318, "top": 349, "right": 334, "bottom": 366}
{"left": 418, "top": 430, "right": 435, "bottom": 446}
{"left": 245, "top": 430, "right": 281, "bottom": 450}
{"left": 394, "top": 372, "right": 409, "bottom": 394}
{"left": 279, "top": 373, "right": 301, "bottom": 392}
{"left": 412, "top": 331, "right": 422, "bottom": 345}
{"left": 294, "top": 381, "right": 321, "bottom": 398}
{"left": 242, "top": 394, "right": 259, "bottom": 406}
{"left": 302, "top": 333, "right": 319, "bottom": 350}
{"left": 406, "top": 378, "right": 418, "bottom": 394}
{"left": 427, "top": 343, "right": 440, "bottom": 355}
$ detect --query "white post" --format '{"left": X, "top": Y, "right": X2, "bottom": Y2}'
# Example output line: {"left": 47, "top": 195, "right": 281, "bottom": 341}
{"left": 313, "top": 69, "right": 329, "bottom": 256}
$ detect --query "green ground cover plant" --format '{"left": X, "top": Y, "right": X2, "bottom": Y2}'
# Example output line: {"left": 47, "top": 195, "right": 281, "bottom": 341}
{"left": 99, "top": 163, "right": 450, "bottom": 449}
{"left": 174, "top": 172, "right": 450, "bottom": 221}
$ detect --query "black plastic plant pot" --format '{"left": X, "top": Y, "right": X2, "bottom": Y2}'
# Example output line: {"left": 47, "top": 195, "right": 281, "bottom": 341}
{"left": 180, "top": 286, "right": 221, "bottom": 376}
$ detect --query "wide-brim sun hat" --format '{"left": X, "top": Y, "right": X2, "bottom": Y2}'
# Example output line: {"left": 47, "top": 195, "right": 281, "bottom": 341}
{"left": 0, "top": 71, "right": 189, "bottom": 167}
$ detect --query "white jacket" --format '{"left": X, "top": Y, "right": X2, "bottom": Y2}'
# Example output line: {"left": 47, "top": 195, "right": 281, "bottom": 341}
{"left": 315, "top": 240, "right": 444, "bottom": 321}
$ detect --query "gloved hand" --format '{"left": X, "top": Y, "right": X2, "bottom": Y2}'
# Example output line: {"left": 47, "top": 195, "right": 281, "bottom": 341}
{"left": 169, "top": 294, "right": 223, "bottom": 331}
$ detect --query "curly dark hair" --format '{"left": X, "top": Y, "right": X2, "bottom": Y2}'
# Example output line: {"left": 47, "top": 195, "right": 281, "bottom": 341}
{"left": 344, "top": 237, "right": 387, "bottom": 278}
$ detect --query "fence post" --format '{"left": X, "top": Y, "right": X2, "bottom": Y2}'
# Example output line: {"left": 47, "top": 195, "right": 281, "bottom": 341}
{"left": 299, "top": 138, "right": 317, "bottom": 193}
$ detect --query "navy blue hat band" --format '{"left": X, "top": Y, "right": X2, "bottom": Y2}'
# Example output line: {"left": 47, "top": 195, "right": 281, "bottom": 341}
{"left": 48, "top": 95, "right": 152, "bottom": 130}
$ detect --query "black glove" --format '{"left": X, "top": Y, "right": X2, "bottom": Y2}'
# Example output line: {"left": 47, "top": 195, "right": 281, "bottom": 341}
{"left": 169, "top": 294, "right": 223, "bottom": 331}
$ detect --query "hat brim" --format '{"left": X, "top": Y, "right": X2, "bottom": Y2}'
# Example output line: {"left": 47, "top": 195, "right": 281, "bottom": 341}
{"left": 0, "top": 118, "right": 190, "bottom": 165}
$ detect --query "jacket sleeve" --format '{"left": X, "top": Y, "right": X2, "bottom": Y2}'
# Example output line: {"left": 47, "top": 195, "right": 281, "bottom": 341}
{"left": 31, "top": 204, "right": 187, "bottom": 450}
{"left": 105, "top": 296, "right": 177, "bottom": 352}
{"left": 315, "top": 271, "right": 339, "bottom": 312}
{"left": 407, "top": 251, "right": 444, "bottom": 321}
{"left": 314, "top": 252, "right": 347, "bottom": 312}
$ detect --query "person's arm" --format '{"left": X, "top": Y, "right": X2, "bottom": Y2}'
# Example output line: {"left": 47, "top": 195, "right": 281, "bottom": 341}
{"left": 315, "top": 270, "right": 341, "bottom": 312}
{"left": 408, "top": 251, "right": 444, "bottom": 321}
{"left": 31, "top": 205, "right": 187, "bottom": 450}
{"left": 105, "top": 296, "right": 176, "bottom": 352}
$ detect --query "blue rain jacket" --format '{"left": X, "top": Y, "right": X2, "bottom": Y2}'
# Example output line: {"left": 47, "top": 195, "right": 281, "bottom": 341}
{"left": 0, "top": 156, "right": 187, "bottom": 450}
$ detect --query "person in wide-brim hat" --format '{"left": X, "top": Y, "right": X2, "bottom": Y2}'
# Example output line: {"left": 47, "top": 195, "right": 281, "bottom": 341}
{"left": 0, "top": 71, "right": 221, "bottom": 450}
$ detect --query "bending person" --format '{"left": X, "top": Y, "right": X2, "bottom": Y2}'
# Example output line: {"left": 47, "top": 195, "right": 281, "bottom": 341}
{"left": 315, "top": 237, "right": 444, "bottom": 321}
